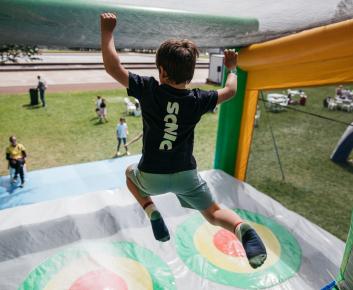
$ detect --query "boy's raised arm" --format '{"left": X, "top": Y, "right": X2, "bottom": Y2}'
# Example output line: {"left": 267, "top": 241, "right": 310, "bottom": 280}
{"left": 216, "top": 50, "right": 238, "bottom": 104}
{"left": 100, "top": 13, "right": 129, "bottom": 88}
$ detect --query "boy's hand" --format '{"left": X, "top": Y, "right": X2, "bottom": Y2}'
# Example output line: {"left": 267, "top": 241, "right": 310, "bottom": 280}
{"left": 100, "top": 13, "right": 117, "bottom": 33}
{"left": 100, "top": 11, "right": 128, "bottom": 87}
{"left": 216, "top": 49, "right": 238, "bottom": 104}
{"left": 223, "top": 49, "right": 238, "bottom": 70}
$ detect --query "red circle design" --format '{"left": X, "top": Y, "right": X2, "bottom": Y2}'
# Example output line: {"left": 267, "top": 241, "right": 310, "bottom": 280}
{"left": 69, "top": 269, "right": 128, "bottom": 290}
{"left": 213, "top": 229, "right": 246, "bottom": 257}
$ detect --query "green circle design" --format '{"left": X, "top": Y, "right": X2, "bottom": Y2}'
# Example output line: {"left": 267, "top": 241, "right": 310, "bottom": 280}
{"left": 175, "top": 209, "right": 302, "bottom": 289}
{"left": 18, "top": 241, "right": 176, "bottom": 290}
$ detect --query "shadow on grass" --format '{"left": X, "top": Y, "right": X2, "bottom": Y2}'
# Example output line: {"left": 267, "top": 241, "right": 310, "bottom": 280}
{"left": 336, "top": 161, "right": 353, "bottom": 174}
{"left": 93, "top": 121, "right": 108, "bottom": 126}
{"left": 23, "top": 104, "right": 42, "bottom": 110}
{"left": 111, "top": 152, "right": 127, "bottom": 159}
{"left": 256, "top": 178, "right": 311, "bottom": 203}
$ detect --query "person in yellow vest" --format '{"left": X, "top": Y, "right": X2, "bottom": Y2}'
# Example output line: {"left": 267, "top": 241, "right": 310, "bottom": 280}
{"left": 6, "top": 136, "right": 27, "bottom": 187}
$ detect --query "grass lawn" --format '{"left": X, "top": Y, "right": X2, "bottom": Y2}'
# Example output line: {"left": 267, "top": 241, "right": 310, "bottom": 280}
{"left": 0, "top": 84, "right": 352, "bottom": 240}
{"left": 0, "top": 85, "right": 219, "bottom": 176}
{"left": 247, "top": 85, "right": 353, "bottom": 241}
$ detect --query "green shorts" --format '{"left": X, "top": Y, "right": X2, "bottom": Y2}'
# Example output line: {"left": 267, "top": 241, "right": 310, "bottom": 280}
{"left": 126, "top": 164, "right": 214, "bottom": 210}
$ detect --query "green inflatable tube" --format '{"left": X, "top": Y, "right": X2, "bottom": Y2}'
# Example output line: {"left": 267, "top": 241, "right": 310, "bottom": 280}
{"left": 337, "top": 211, "right": 353, "bottom": 290}
{"left": 0, "top": 0, "right": 259, "bottom": 48}
{"left": 214, "top": 67, "right": 247, "bottom": 176}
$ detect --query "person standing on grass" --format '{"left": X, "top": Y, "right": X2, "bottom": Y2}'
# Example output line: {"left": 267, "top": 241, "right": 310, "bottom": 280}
{"left": 116, "top": 118, "right": 130, "bottom": 156}
{"left": 99, "top": 98, "right": 108, "bottom": 123}
{"left": 95, "top": 96, "right": 102, "bottom": 118}
{"left": 101, "top": 12, "right": 267, "bottom": 269}
{"left": 6, "top": 136, "right": 27, "bottom": 188}
{"left": 336, "top": 85, "right": 343, "bottom": 97}
{"left": 299, "top": 91, "right": 307, "bottom": 106}
{"left": 37, "top": 75, "right": 47, "bottom": 107}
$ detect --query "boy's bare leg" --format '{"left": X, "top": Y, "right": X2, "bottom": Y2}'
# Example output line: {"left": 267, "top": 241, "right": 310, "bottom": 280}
{"left": 125, "top": 166, "right": 170, "bottom": 242}
{"left": 126, "top": 177, "right": 152, "bottom": 207}
{"left": 202, "top": 203, "right": 242, "bottom": 232}
{"left": 202, "top": 202, "right": 267, "bottom": 269}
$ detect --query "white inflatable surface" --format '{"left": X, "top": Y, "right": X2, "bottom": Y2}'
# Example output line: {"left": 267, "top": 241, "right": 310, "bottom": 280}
{"left": 0, "top": 170, "right": 345, "bottom": 289}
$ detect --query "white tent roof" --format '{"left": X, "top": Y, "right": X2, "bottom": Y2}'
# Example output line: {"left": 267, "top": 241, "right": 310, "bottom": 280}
{"left": 0, "top": 0, "right": 352, "bottom": 48}
{"left": 113, "top": 0, "right": 353, "bottom": 41}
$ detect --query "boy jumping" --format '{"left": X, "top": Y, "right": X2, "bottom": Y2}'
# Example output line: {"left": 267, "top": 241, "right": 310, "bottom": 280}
{"left": 101, "top": 12, "right": 267, "bottom": 269}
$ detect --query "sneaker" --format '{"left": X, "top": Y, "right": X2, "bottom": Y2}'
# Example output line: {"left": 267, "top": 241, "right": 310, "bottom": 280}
{"left": 19, "top": 181, "right": 25, "bottom": 188}
{"left": 117, "top": 151, "right": 122, "bottom": 156}
{"left": 236, "top": 223, "right": 267, "bottom": 268}
{"left": 11, "top": 177, "right": 17, "bottom": 184}
{"left": 126, "top": 151, "right": 131, "bottom": 156}
{"left": 150, "top": 217, "right": 170, "bottom": 242}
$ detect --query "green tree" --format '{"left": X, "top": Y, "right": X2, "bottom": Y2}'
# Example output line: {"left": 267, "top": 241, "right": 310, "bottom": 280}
{"left": 0, "top": 45, "right": 40, "bottom": 64}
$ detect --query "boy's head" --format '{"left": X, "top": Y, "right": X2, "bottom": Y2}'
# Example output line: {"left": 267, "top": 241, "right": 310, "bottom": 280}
{"left": 97, "top": 96, "right": 101, "bottom": 99}
{"left": 119, "top": 117, "right": 124, "bottom": 123}
{"left": 156, "top": 39, "right": 199, "bottom": 85}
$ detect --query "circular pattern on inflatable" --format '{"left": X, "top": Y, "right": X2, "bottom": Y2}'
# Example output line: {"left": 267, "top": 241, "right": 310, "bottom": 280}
{"left": 18, "top": 241, "right": 176, "bottom": 290}
{"left": 175, "top": 209, "right": 301, "bottom": 289}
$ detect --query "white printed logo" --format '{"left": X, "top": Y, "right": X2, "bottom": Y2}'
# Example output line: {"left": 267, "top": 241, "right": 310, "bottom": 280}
{"left": 159, "top": 102, "right": 179, "bottom": 150}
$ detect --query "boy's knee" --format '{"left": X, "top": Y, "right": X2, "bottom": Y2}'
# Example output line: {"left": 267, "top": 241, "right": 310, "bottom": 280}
{"left": 201, "top": 203, "right": 219, "bottom": 225}
{"left": 202, "top": 211, "right": 217, "bottom": 225}
{"left": 125, "top": 165, "right": 134, "bottom": 179}
{"left": 204, "top": 214, "right": 217, "bottom": 226}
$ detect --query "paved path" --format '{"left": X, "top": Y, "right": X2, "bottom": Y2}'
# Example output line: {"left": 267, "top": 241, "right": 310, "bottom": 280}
{"left": 0, "top": 68, "right": 209, "bottom": 94}
{"left": 0, "top": 53, "right": 210, "bottom": 94}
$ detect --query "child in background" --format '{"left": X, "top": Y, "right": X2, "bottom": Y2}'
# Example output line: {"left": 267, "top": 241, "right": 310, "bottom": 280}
{"left": 101, "top": 12, "right": 267, "bottom": 269}
{"left": 99, "top": 98, "right": 108, "bottom": 123}
{"left": 95, "top": 96, "right": 102, "bottom": 118}
{"left": 116, "top": 118, "right": 129, "bottom": 156}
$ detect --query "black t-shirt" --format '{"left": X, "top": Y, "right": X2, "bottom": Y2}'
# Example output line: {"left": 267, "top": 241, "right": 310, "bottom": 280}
{"left": 127, "top": 72, "right": 218, "bottom": 174}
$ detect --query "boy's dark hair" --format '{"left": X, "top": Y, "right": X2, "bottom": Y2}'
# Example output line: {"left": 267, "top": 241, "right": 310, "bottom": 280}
{"left": 156, "top": 39, "right": 199, "bottom": 84}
